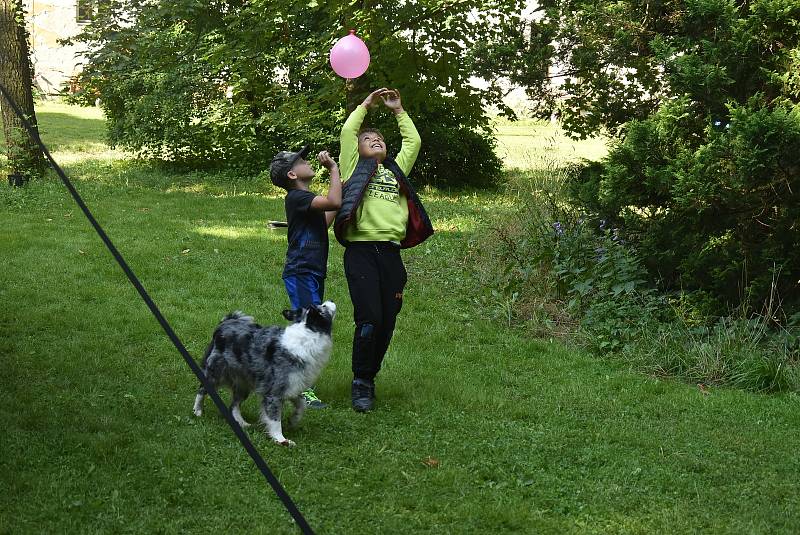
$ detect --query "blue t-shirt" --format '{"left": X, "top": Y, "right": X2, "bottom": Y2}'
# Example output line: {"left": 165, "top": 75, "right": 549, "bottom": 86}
{"left": 283, "top": 189, "right": 328, "bottom": 278}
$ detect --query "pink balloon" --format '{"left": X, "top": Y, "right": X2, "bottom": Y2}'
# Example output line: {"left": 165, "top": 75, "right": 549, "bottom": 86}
{"left": 330, "top": 30, "right": 370, "bottom": 79}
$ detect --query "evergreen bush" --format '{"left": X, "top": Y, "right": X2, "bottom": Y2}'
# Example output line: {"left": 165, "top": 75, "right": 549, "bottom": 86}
{"left": 571, "top": 98, "right": 800, "bottom": 312}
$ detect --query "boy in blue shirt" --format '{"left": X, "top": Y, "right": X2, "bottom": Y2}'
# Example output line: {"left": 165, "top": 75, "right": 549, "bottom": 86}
{"left": 270, "top": 146, "right": 341, "bottom": 408}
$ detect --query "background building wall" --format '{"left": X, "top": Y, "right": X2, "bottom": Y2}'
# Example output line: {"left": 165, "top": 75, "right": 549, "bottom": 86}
{"left": 24, "top": 0, "right": 86, "bottom": 95}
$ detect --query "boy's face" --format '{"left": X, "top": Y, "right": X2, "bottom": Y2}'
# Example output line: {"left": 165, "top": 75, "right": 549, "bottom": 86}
{"left": 358, "top": 132, "right": 387, "bottom": 161}
{"left": 287, "top": 158, "right": 315, "bottom": 183}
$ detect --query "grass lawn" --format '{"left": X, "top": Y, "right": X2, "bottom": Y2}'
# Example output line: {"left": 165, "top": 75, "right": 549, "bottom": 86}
{"left": 1, "top": 102, "right": 799, "bottom": 534}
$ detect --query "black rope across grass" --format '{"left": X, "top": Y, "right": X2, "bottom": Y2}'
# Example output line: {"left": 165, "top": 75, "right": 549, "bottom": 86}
{"left": 0, "top": 84, "right": 315, "bottom": 535}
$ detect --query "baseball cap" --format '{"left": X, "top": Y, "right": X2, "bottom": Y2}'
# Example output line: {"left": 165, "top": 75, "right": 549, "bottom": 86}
{"left": 270, "top": 145, "right": 311, "bottom": 189}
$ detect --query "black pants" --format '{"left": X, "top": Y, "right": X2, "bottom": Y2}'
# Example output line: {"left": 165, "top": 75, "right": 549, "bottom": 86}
{"left": 344, "top": 242, "right": 407, "bottom": 382}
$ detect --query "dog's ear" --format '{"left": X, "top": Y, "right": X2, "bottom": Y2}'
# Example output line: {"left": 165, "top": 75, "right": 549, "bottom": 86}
{"left": 282, "top": 309, "right": 300, "bottom": 322}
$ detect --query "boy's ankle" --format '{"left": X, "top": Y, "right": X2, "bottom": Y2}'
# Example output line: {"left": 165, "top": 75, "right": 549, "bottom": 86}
{"left": 351, "top": 378, "right": 376, "bottom": 412}
{"left": 302, "top": 388, "right": 328, "bottom": 409}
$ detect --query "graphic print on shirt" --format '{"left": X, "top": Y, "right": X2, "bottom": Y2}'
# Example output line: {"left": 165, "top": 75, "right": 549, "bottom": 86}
{"left": 365, "top": 166, "right": 400, "bottom": 204}
{"left": 294, "top": 229, "right": 323, "bottom": 250}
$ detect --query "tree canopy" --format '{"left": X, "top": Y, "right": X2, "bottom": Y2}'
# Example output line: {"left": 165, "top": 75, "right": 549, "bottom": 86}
{"left": 492, "top": 0, "right": 800, "bottom": 138}
{"left": 70, "top": 0, "right": 526, "bottom": 186}
{"left": 509, "top": 0, "right": 800, "bottom": 310}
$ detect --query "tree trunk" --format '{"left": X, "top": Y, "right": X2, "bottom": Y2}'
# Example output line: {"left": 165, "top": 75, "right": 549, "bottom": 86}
{"left": 0, "top": 0, "right": 45, "bottom": 179}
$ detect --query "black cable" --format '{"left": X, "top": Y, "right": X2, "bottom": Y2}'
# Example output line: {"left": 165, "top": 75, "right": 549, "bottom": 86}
{"left": 0, "top": 84, "right": 315, "bottom": 535}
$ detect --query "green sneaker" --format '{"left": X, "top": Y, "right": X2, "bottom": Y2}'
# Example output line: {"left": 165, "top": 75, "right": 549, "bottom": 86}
{"left": 301, "top": 388, "right": 328, "bottom": 409}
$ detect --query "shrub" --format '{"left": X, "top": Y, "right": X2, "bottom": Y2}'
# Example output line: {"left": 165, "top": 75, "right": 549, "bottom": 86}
{"left": 475, "top": 164, "right": 664, "bottom": 346}
{"left": 357, "top": 97, "right": 502, "bottom": 188}
{"left": 66, "top": 0, "right": 510, "bottom": 186}
{"left": 570, "top": 97, "right": 800, "bottom": 313}
{"left": 478, "top": 160, "right": 799, "bottom": 393}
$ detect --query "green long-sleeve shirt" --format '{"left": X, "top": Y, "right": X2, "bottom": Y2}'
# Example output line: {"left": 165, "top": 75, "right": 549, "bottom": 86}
{"left": 339, "top": 105, "right": 421, "bottom": 243}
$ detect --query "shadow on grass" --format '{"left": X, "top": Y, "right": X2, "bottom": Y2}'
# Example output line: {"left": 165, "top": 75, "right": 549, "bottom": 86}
{"left": 47, "top": 156, "right": 281, "bottom": 199}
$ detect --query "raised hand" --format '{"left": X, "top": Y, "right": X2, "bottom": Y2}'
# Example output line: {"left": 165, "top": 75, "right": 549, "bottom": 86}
{"left": 380, "top": 89, "right": 403, "bottom": 113}
{"left": 317, "top": 150, "right": 338, "bottom": 170}
{"left": 362, "top": 87, "right": 389, "bottom": 108}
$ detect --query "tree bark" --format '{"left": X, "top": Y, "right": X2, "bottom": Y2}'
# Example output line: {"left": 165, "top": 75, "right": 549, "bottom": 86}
{"left": 0, "top": 0, "right": 45, "bottom": 178}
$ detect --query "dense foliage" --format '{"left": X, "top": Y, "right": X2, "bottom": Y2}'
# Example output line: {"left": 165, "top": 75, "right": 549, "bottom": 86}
{"left": 68, "top": 0, "right": 800, "bottom": 310}
{"left": 573, "top": 97, "right": 800, "bottom": 310}
{"left": 67, "top": 0, "right": 526, "bottom": 186}
{"left": 476, "top": 165, "right": 798, "bottom": 393}
{"left": 500, "top": 0, "right": 800, "bottom": 312}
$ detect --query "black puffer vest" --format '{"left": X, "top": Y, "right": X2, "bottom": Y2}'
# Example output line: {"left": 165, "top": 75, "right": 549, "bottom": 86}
{"left": 333, "top": 157, "right": 434, "bottom": 249}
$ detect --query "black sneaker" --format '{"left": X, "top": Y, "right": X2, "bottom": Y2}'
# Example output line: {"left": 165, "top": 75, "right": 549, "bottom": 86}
{"left": 351, "top": 379, "right": 375, "bottom": 412}
{"left": 301, "top": 388, "right": 328, "bottom": 409}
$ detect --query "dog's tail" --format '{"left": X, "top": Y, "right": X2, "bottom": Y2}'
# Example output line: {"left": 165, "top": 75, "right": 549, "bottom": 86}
{"left": 222, "top": 310, "right": 253, "bottom": 322}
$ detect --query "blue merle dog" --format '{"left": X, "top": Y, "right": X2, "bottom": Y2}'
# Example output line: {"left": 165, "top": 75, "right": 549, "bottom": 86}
{"left": 193, "top": 301, "right": 336, "bottom": 446}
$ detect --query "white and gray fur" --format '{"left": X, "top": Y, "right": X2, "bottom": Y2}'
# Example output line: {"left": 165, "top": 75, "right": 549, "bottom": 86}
{"left": 193, "top": 301, "right": 336, "bottom": 447}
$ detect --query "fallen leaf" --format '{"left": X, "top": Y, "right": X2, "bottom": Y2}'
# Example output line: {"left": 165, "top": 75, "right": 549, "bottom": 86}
{"left": 697, "top": 383, "right": 710, "bottom": 395}
{"left": 421, "top": 457, "right": 440, "bottom": 468}
{"left": 78, "top": 250, "right": 86, "bottom": 255}
{"left": 181, "top": 249, "right": 190, "bottom": 254}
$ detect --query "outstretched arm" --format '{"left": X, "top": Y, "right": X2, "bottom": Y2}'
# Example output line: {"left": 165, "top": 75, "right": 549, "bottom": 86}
{"left": 381, "top": 89, "right": 421, "bottom": 176}
{"left": 339, "top": 88, "right": 388, "bottom": 180}
{"left": 310, "top": 151, "right": 342, "bottom": 225}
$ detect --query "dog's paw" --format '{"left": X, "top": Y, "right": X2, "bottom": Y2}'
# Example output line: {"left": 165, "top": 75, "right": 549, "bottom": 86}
{"left": 193, "top": 409, "right": 203, "bottom": 417}
{"left": 276, "top": 439, "right": 296, "bottom": 447}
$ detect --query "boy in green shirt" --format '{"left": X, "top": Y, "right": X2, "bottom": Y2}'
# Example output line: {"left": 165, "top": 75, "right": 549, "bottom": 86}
{"left": 333, "top": 88, "right": 434, "bottom": 412}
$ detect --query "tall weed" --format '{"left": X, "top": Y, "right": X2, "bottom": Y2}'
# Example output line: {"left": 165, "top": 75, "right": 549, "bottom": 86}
{"left": 475, "top": 160, "right": 800, "bottom": 393}
{"left": 623, "top": 314, "right": 799, "bottom": 393}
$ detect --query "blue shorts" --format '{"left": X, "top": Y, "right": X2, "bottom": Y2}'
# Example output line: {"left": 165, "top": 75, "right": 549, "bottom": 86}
{"left": 283, "top": 273, "right": 325, "bottom": 309}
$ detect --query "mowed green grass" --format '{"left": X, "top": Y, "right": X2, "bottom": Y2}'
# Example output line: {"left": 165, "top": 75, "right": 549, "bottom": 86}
{"left": 494, "top": 120, "right": 608, "bottom": 170}
{"left": 1, "top": 102, "right": 799, "bottom": 534}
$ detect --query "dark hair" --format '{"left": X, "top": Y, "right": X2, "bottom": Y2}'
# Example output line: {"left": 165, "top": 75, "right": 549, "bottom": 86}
{"left": 357, "top": 128, "right": 384, "bottom": 140}
{"left": 271, "top": 173, "right": 291, "bottom": 191}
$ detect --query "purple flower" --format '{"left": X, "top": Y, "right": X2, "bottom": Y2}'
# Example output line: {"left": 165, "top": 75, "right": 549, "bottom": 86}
{"left": 599, "top": 219, "right": 607, "bottom": 230}
{"left": 553, "top": 221, "right": 564, "bottom": 236}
